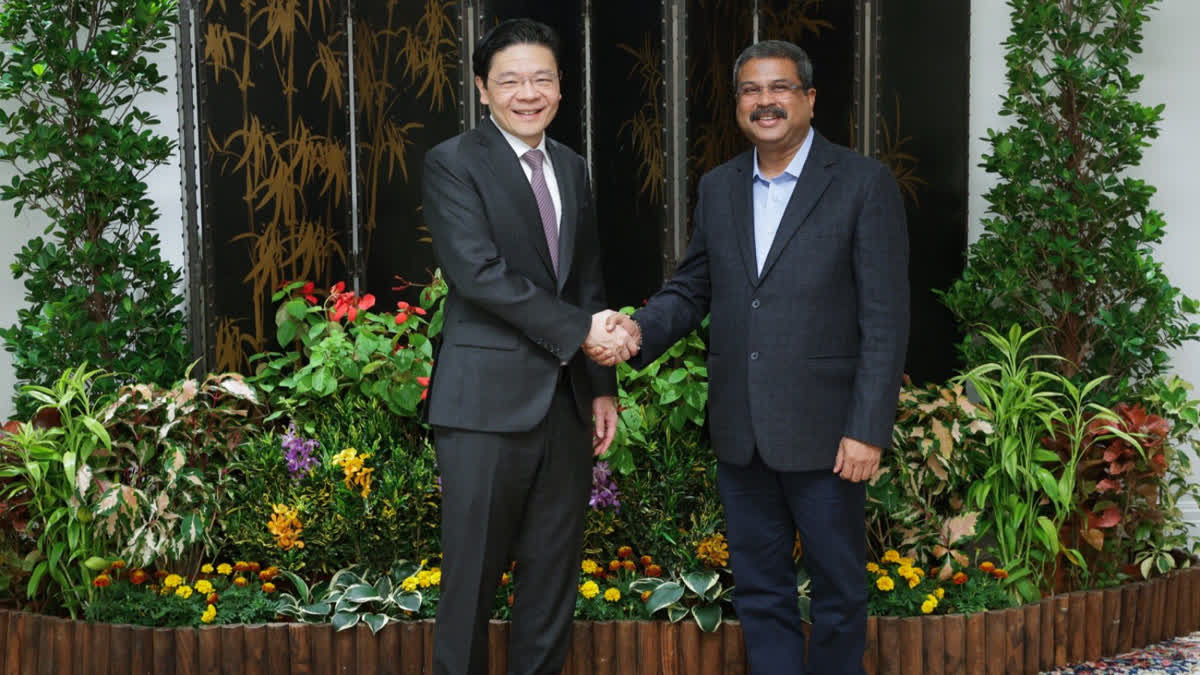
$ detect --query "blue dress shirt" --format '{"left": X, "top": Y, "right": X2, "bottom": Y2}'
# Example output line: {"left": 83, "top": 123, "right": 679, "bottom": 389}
{"left": 752, "top": 130, "right": 814, "bottom": 275}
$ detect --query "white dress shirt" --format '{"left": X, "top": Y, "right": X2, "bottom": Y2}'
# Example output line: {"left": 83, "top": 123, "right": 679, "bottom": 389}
{"left": 492, "top": 116, "right": 563, "bottom": 230}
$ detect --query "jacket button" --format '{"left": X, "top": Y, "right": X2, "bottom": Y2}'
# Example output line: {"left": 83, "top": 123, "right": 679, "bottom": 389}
{"left": 751, "top": 299, "right": 760, "bottom": 309}
{"left": 750, "top": 352, "right": 759, "bottom": 361}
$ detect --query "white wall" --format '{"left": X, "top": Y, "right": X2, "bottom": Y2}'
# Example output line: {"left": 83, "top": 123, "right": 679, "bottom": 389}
{"left": 970, "top": 0, "right": 1200, "bottom": 523}
{"left": 0, "top": 36, "right": 186, "bottom": 421}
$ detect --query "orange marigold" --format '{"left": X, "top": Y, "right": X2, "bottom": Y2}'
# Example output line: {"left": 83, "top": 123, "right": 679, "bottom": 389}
{"left": 953, "top": 572, "right": 968, "bottom": 585}
{"left": 249, "top": 562, "right": 261, "bottom": 573}
{"left": 979, "top": 562, "right": 995, "bottom": 573}
{"left": 155, "top": 570, "right": 170, "bottom": 580}
{"left": 640, "top": 555, "right": 653, "bottom": 567}
{"left": 111, "top": 560, "right": 127, "bottom": 570}
{"left": 130, "top": 569, "right": 148, "bottom": 585}
{"left": 617, "top": 546, "right": 634, "bottom": 559}
{"left": 646, "top": 564, "right": 663, "bottom": 578}
{"left": 622, "top": 560, "right": 636, "bottom": 572}
{"left": 234, "top": 562, "right": 249, "bottom": 572}
{"left": 233, "top": 576, "right": 248, "bottom": 587}
{"left": 992, "top": 568, "right": 1009, "bottom": 580}
{"left": 641, "top": 591, "right": 652, "bottom": 602}
{"left": 507, "top": 593, "right": 514, "bottom": 607}
{"left": 608, "top": 560, "right": 621, "bottom": 571}
{"left": 207, "top": 593, "right": 220, "bottom": 604}
{"left": 259, "top": 570, "right": 273, "bottom": 582}
{"left": 93, "top": 574, "right": 112, "bottom": 588}
{"left": 262, "top": 582, "right": 276, "bottom": 593}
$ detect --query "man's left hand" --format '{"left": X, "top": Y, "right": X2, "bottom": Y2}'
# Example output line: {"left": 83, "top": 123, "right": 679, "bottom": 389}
{"left": 833, "top": 436, "right": 881, "bottom": 483}
{"left": 592, "top": 396, "right": 619, "bottom": 456}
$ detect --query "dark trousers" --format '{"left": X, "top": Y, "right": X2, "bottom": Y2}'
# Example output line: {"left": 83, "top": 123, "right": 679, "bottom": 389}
{"left": 717, "top": 452, "right": 868, "bottom": 675}
{"left": 432, "top": 374, "right": 592, "bottom": 675}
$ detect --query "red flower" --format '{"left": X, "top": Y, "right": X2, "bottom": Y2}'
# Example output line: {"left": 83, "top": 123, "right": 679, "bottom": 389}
{"left": 991, "top": 568, "right": 1009, "bottom": 580}
{"left": 979, "top": 562, "right": 995, "bottom": 573}
{"left": 248, "top": 562, "right": 261, "bottom": 573}
{"left": 608, "top": 560, "right": 621, "bottom": 572}
{"left": 331, "top": 290, "right": 375, "bottom": 323}
{"left": 130, "top": 569, "right": 148, "bottom": 585}
{"left": 111, "top": 560, "right": 127, "bottom": 570}
{"left": 394, "top": 312, "right": 409, "bottom": 325}
{"left": 207, "top": 592, "right": 219, "bottom": 604}
{"left": 396, "top": 301, "right": 410, "bottom": 310}
{"left": 413, "top": 307, "right": 427, "bottom": 316}
{"left": 639, "top": 555, "right": 653, "bottom": 567}
{"left": 646, "top": 564, "right": 663, "bottom": 578}
{"left": 93, "top": 574, "right": 112, "bottom": 588}
{"left": 330, "top": 281, "right": 346, "bottom": 295}
{"left": 417, "top": 377, "right": 431, "bottom": 387}
{"left": 952, "top": 572, "right": 968, "bottom": 585}
{"left": 421, "top": 389, "right": 429, "bottom": 401}
{"left": 617, "top": 546, "right": 634, "bottom": 559}
{"left": 300, "top": 282, "right": 318, "bottom": 304}
{"left": 622, "top": 560, "right": 636, "bottom": 572}
{"left": 507, "top": 593, "right": 514, "bottom": 607}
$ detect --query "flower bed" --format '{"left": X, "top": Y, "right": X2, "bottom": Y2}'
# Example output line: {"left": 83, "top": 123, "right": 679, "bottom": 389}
{"left": 0, "top": 567, "right": 1196, "bottom": 675}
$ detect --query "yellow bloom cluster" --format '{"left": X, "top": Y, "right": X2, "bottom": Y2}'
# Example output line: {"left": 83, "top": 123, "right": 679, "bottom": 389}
{"left": 581, "top": 559, "right": 600, "bottom": 575}
{"left": 195, "top": 579, "right": 214, "bottom": 595}
{"left": 201, "top": 564, "right": 214, "bottom": 574}
{"left": 267, "top": 503, "right": 305, "bottom": 550}
{"left": 175, "top": 585, "right": 194, "bottom": 599}
{"left": 163, "top": 574, "right": 183, "bottom": 589}
{"left": 331, "top": 448, "right": 375, "bottom": 498}
{"left": 876, "top": 576, "right": 895, "bottom": 591}
{"left": 921, "top": 593, "right": 940, "bottom": 614}
{"left": 217, "top": 563, "right": 233, "bottom": 575}
{"left": 201, "top": 604, "right": 217, "bottom": 624}
{"left": 401, "top": 568, "right": 442, "bottom": 592}
{"left": 579, "top": 580, "right": 600, "bottom": 599}
{"left": 604, "top": 587, "right": 621, "bottom": 603}
{"left": 696, "top": 533, "right": 730, "bottom": 568}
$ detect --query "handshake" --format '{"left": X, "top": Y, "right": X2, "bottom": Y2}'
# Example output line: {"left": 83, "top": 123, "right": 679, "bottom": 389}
{"left": 583, "top": 310, "right": 641, "bottom": 367}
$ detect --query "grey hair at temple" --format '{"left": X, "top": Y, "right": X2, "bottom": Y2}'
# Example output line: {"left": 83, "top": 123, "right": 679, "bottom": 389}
{"left": 732, "top": 40, "right": 815, "bottom": 90}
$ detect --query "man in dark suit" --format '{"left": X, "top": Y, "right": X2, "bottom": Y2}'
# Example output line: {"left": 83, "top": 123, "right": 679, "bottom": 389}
{"left": 421, "top": 18, "right": 638, "bottom": 675}
{"left": 601, "top": 41, "right": 909, "bottom": 674}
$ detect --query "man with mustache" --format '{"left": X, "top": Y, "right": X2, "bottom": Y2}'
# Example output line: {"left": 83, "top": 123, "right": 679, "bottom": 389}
{"left": 598, "top": 40, "right": 909, "bottom": 674}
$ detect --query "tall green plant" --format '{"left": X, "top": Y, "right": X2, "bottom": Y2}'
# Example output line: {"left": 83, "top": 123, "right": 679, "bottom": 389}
{"left": 0, "top": 0, "right": 189, "bottom": 418}
{"left": 941, "top": 0, "right": 1198, "bottom": 395}
{"left": 957, "top": 325, "right": 1129, "bottom": 602}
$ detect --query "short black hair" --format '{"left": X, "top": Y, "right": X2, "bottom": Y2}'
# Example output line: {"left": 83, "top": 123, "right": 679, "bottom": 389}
{"left": 732, "top": 40, "right": 814, "bottom": 90}
{"left": 473, "top": 18, "right": 561, "bottom": 81}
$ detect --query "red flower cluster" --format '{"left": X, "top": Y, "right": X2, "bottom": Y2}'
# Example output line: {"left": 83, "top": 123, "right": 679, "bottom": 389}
{"left": 393, "top": 301, "right": 428, "bottom": 325}
{"left": 328, "top": 282, "right": 376, "bottom": 323}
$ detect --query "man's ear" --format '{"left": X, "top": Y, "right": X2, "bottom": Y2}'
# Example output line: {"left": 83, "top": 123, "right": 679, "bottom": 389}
{"left": 475, "top": 76, "right": 490, "bottom": 106}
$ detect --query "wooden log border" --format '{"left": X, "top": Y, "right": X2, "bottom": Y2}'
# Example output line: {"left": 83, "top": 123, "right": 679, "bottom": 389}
{"left": 0, "top": 567, "right": 1195, "bottom": 674}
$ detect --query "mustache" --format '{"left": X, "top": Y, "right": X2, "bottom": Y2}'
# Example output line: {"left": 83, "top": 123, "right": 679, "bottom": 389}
{"left": 750, "top": 106, "right": 787, "bottom": 122}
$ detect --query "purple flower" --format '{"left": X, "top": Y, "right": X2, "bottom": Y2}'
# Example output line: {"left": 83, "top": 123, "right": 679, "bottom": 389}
{"left": 589, "top": 461, "right": 621, "bottom": 512}
{"left": 281, "top": 422, "right": 320, "bottom": 480}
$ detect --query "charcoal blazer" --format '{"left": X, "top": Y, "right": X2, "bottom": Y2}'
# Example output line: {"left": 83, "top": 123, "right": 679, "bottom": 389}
{"left": 422, "top": 118, "right": 616, "bottom": 432}
{"left": 632, "top": 131, "right": 909, "bottom": 471}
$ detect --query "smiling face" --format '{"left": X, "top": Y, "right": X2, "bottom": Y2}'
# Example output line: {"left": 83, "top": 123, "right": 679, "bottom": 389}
{"left": 475, "top": 43, "right": 562, "bottom": 148}
{"left": 734, "top": 56, "right": 816, "bottom": 153}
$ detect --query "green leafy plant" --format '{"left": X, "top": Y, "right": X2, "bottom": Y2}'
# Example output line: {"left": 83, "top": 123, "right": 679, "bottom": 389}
{"left": 84, "top": 561, "right": 283, "bottom": 627}
{"left": 0, "top": 0, "right": 190, "bottom": 418}
{"left": 276, "top": 562, "right": 432, "bottom": 633}
{"left": 940, "top": 0, "right": 1198, "bottom": 397}
{"left": 957, "top": 325, "right": 1127, "bottom": 602}
{"left": 251, "top": 274, "right": 446, "bottom": 419}
{"left": 92, "top": 373, "right": 265, "bottom": 570}
{"left": 632, "top": 566, "right": 733, "bottom": 632}
{"left": 867, "top": 379, "right": 991, "bottom": 572}
{"left": 0, "top": 365, "right": 114, "bottom": 616}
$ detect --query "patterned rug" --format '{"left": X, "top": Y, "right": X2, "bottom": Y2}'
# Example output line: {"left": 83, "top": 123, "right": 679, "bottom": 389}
{"left": 1043, "top": 633, "right": 1200, "bottom": 674}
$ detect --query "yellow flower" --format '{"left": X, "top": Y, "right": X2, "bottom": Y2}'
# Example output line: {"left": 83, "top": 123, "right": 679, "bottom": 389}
{"left": 899, "top": 556, "right": 915, "bottom": 567}
{"left": 696, "top": 533, "right": 730, "bottom": 568}
{"left": 913, "top": 567, "right": 925, "bottom": 578}
{"left": 430, "top": 569, "right": 441, "bottom": 586}
{"left": 581, "top": 559, "right": 600, "bottom": 575}
{"left": 876, "top": 576, "right": 894, "bottom": 592}
{"left": 217, "top": 563, "right": 232, "bottom": 575}
{"left": 201, "top": 604, "right": 217, "bottom": 624}
{"left": 926, "top": 594, "right": 938, "bottom": 604}
{"left": 268, "top": 503, "right": 304, "bottom": 550}
{"left": 201, "top": 564, "right": 214, "bottom": 574}
{"left": 401, "top": 576, "right": 419, "bottom": 592}
{"left": 579, "top": 581, "right": 600, "bottom": 599}
{"left": 908, "top": 575, "right": 920, "bottom": 589}
{"left": 882, "top": 550, "right": 901, "bottom": 564}
{"left": 163, "top": 574, "right": 183, "bottom": 589}
{"left": 935, "top": 587, "right": 945, "bottom": 599}
{"left": 175, "top": 585, "right": 194, "bottom": 599}
{"left": 897, "top": 565, "right": 914, "bottom": 579}
{"left": 604, "top": 588, "right": 621, "bottom": 603}
{"left": 866, "top": 562, "right": 880, "bottom": 573}
{"left": 331, "top": 448, "right": 375, "bottom": 498}
{"left": 921, "top": 600, "right": 936, "bottom": 614}
{"left": 195, "top": 580, "right": 214, "bottom": 595}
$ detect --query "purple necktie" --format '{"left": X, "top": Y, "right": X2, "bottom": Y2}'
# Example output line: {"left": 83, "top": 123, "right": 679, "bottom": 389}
{"left": 521, "top": 149, "right": 559, "bottom": 277}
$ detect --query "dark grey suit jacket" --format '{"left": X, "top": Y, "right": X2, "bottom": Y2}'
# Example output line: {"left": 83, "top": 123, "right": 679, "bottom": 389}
{"left": 632, "top": 131, "right": 909, "bottom": 471}
{"left": 422, "top": 119, "right": 616, "bottom": 432}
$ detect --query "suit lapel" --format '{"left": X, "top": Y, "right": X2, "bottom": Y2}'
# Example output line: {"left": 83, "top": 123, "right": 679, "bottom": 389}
{"left": 729, "top": 151, "right": 760, "bottom": 287}
{"left": 477, "top": 120, "right": 557, "bottom": 281}
{"left": 757, "top": 131, "right": 835, "bottom": 283}
{"left": 547, "top": 138, "right": 576, "bottom": 292}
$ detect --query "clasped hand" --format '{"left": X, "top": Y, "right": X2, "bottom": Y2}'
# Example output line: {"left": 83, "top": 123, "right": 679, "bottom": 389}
{"left": 583, "top": 311, "right": 641, "bottom": 366}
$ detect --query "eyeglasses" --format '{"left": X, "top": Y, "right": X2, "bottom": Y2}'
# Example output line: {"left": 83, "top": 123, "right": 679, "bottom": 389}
{"left": 736, "top": 81, "right": 805, "bottom": 99}
{"left": 488, "top": 73, "right": 561, "bottom": 94}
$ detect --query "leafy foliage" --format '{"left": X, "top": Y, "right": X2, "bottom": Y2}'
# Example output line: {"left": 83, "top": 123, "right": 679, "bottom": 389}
{"left": 85, "top": 562, "right": 282, "bottom": 627}
{"left": 0, "top": 0, "right": 190, "bottom": 418}
{"left": 940, "top": 0, "right": 1198, "bottom": 396}
{"left": 276, "top": 562, "right": 434, "bottom": 634}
